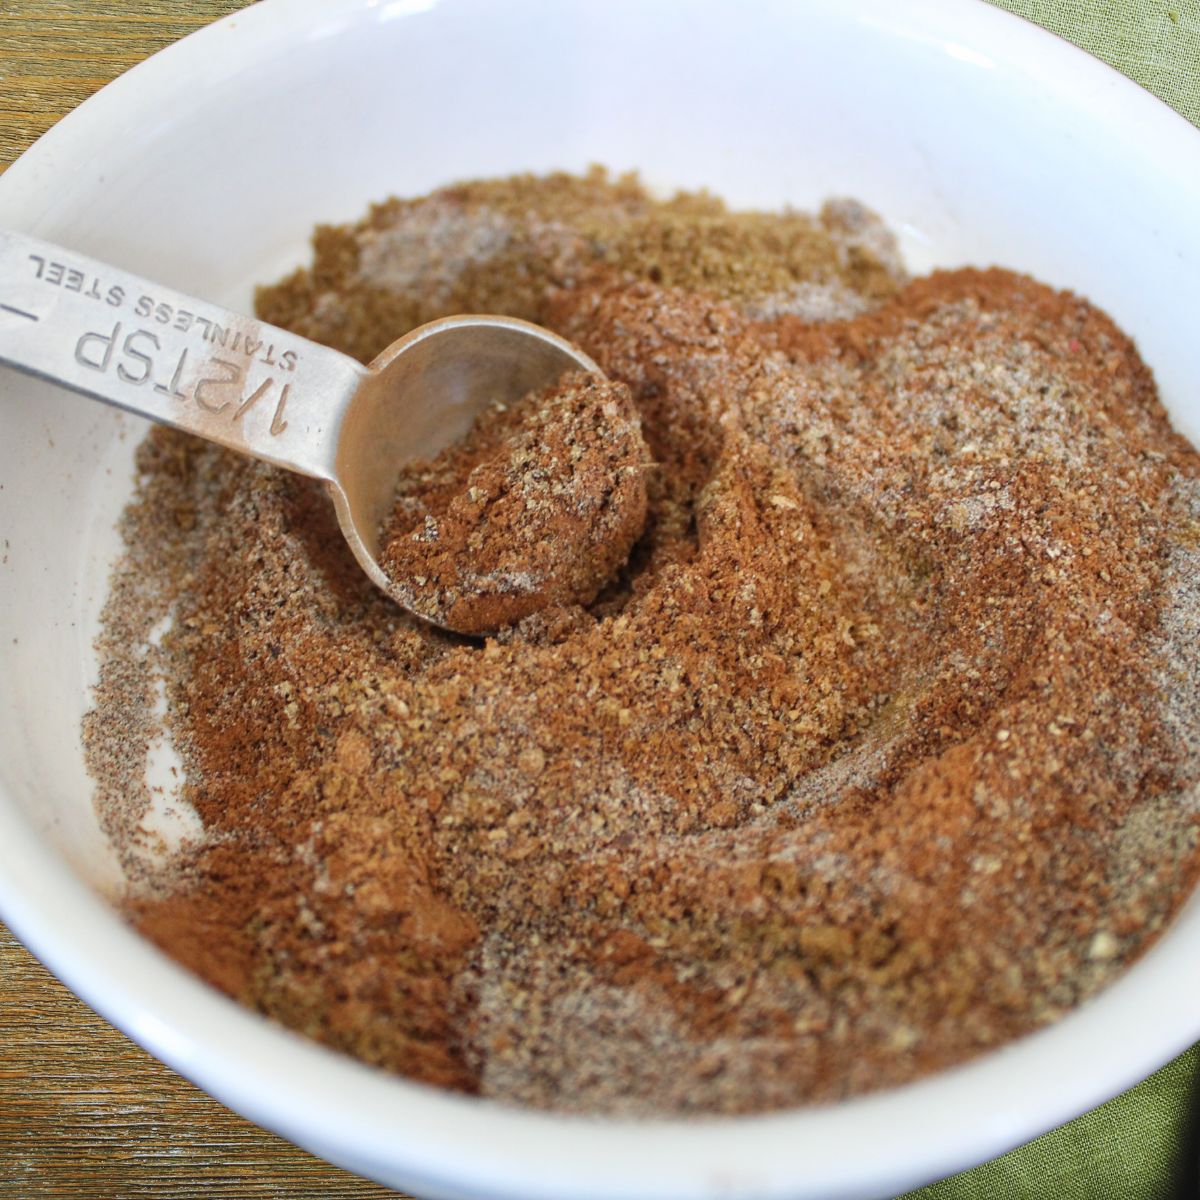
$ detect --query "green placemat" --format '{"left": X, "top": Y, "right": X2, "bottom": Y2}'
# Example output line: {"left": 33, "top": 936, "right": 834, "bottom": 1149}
{"left": 908, "top": 6, "right": 1200, "bottom": 1197}
{"left": 989, "top": 0, "right": 1200, "bottom": 125}
{"left": 902, "top": 1046, "right": 1200, "bottom": 1198}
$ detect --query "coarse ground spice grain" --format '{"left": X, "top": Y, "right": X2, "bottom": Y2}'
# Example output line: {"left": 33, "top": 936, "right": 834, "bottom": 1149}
{"left": 84, "top": 170, "right": 1200, "bottom": 1115}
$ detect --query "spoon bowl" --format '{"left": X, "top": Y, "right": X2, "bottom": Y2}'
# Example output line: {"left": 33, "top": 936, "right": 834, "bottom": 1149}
{"left": 335, "top": 314, "right": 600, "bottom": 628}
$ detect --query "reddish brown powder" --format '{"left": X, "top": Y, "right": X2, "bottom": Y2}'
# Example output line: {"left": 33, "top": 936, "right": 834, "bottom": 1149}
{"left": 83, "top": 172, "right": 1200, "bottom": 1115}
{"left": 379, "top": 370, "right": 649, "bottom": 634}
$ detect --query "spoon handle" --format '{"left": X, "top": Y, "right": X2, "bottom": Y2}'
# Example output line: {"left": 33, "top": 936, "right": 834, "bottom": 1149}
{"left": 0, "top": 228, "right": 365, "bottom": 483}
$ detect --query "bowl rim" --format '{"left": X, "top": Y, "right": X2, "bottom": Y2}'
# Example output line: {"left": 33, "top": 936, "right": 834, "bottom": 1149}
{"left": 2, "top": 1, "right": 1200, "bottom": 1197}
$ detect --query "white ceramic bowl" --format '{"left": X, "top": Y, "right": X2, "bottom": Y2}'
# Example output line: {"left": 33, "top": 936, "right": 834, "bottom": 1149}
{"left": 2, "top": 2, "right": 1200, "bottom": 1196}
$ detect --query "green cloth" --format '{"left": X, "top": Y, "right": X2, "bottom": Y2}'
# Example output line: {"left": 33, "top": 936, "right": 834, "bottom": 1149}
{"left": 988, "top": 0, "right": 1200, "bottom": 126}
{"left": 902, "top": 1046, "right": 1200, "bottom": 1198}
{"left": 906, "top": 5, "right": 1200, "bottom": 1197}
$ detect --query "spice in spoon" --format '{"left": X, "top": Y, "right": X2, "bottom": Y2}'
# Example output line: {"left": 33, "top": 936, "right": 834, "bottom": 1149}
{"left": 378, "top": 370, "right": 650, "bottom": 633}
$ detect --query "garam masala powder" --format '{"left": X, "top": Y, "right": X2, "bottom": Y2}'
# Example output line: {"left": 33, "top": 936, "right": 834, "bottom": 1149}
{"left": 84, "top": 169, "right": 1200, "bottom": 1115}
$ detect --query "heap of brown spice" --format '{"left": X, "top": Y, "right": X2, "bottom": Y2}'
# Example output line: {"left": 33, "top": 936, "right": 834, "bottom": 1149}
{"left": 83, "top": 170, "right": 1200, "bottom": 1116}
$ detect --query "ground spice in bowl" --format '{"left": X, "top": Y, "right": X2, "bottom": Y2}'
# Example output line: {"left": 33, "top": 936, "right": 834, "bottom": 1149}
{"left": 84, "top": 169, "right": 1200, "bottom": 1115}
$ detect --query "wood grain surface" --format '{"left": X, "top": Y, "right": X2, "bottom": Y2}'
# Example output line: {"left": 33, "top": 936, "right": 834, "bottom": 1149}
{"left": 0, "top": 10, "right": 403, "bottom": 1197}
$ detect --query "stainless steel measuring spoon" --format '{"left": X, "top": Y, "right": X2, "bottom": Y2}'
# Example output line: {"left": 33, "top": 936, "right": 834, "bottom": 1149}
{"left": 0, "top": 228, "right": 600, "bottom": 633}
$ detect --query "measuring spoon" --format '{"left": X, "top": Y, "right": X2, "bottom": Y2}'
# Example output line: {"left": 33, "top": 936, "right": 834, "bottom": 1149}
{"left": 0, "top": 228, "right": 600, "bottom": 633}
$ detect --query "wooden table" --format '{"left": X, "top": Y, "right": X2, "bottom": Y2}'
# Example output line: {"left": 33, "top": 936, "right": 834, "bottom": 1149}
{"left": 0, "top": 6, "right": 401, "bottom": 1195}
